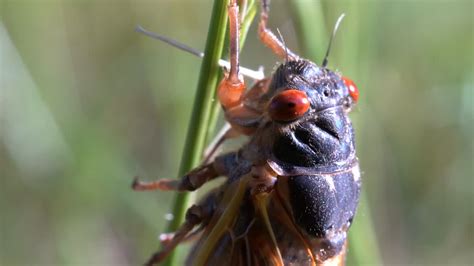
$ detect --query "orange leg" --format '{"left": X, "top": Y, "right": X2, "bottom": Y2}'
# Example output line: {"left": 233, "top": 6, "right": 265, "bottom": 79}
{"left": 132, "top": 149, "right": 240, "bottom": 193}
{"left": 217, "top": 0, "right": 246, "bottom": 110}
{"left": 218, "top": 0, "right": 269, "bottom": 135}
{"left": 259, "top": 0, "right": 298, "bottom": 60}
{"left": 132, "top": 163, "right": 218, "bottom": 192}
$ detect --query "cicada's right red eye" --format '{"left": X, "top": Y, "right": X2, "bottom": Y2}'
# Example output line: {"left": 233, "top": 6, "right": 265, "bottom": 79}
{"left": 342, "top": 77, "right": 359, "bottom": 102}
{"left": 268, "top": 89, "right": 310, "bottom": 122}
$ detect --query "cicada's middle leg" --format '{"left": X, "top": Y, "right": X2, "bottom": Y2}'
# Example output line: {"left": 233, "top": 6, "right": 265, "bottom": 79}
{"left": 132, "top": 162, "right": 218, "bottom": 192}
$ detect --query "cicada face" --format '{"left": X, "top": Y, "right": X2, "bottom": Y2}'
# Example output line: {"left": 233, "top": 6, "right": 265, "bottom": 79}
{"left": 266, "top": 60, "right": 358, "bottom": 120}
{"left": 266, "top": 60, "right": 356, "bottom": 114}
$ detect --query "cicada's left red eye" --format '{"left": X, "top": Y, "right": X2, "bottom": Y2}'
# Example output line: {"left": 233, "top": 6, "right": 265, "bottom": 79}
{"left": 268, "top": 89, "right": 310, "bottom": 122}
{"left": 342, "top": 77, "right": 359, "bottom": 102}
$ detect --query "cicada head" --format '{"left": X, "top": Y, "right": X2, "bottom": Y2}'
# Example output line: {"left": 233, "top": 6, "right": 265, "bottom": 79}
{"left": 265, "top": 60, "right": 359, "bottom": 124}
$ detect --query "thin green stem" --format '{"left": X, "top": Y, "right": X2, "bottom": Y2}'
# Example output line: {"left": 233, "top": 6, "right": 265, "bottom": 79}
{"left": 240, "top": 0, "right": 258, "bottom": 50}
{"left": 163, "top": 1, "right": 229, "bottom": 265}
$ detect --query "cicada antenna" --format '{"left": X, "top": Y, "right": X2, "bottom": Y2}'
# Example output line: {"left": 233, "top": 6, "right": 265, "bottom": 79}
{"left": 136, "top": 25, "right": 203, "bottom": 57}
{"left": 135, "top": 25, "right": 264, "bottom": 80}
{"left": 321, "top": 13, "right": 346, "bottom": 68}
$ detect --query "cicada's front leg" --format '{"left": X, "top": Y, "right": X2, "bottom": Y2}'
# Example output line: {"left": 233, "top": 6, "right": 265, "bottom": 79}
{"left": 218, "top": 0, "right": 269, "bottom": 136}
{"left": 217, "top": 0, "right": 245, "bottom": 111}
{"left": 259, "top": 0, "right": 298, "bottom": 60}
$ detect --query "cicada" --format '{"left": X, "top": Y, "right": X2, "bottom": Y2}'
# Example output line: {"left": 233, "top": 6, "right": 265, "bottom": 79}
{"left": 133, "top": 0, "right": 361, "bottom": 265}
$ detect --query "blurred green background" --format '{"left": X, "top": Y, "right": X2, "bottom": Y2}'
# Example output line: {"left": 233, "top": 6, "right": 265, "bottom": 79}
{"left": 1, "top": 0, "right": 472, "bottom": 265}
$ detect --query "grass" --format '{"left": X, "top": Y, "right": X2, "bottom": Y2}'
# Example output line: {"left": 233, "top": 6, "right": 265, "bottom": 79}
{"left": 163, "top": 0, "right": 256, "bottom": 265}
{"left": 3, "top": 1, "right": 472, "bottom": 265}
{"left": 162, "top": 0, "right": 229, "bottom": 265}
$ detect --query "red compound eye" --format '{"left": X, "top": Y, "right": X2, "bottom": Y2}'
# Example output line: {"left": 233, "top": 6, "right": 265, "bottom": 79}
{"left": 268, "top": 89, "right": 310, "bottom": 122}
{"left": 342, "top": 77, "right": 359, "bottom": 102}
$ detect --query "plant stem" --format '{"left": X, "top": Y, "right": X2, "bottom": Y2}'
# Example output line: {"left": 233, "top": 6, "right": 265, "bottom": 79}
{"left": 163, "top": 1, "right": 229, "bottom": 265}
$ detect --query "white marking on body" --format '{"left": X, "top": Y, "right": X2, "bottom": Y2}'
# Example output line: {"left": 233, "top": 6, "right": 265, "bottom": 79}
{"left": 323, "top": 175, "right": 336, "bottom": 192}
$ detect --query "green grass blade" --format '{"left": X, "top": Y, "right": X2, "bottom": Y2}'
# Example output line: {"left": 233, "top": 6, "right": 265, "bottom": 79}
{"left": 163, "top": 1, "right": 229, "bottom": 265}
{"left": 239, "top": 0, "right": 258, "bottom": 50}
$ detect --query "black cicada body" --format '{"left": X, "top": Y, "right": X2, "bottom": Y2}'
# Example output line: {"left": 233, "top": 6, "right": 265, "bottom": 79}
{"left": 264, "top": 60, "right": 361, "bottom": 262}
{"left": 133, "top": 1, "right": 361, "bottom": 266}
